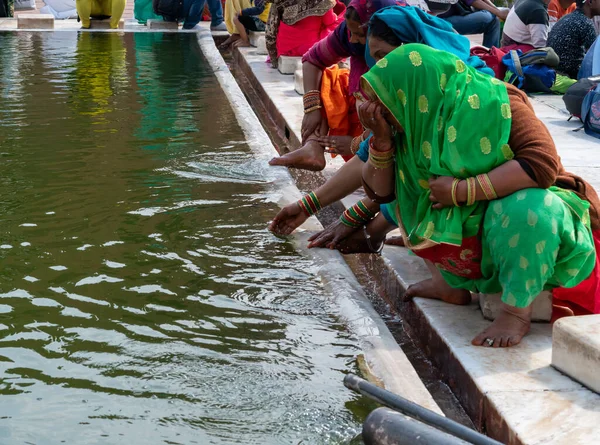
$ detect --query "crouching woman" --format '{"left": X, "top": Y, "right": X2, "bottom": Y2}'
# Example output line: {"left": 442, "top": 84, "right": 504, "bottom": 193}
{"left": 360, "top": 43, "right": 600, "bottom": 347}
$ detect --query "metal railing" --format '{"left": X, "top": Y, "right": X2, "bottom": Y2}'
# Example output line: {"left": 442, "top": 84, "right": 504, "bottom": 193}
{"left": 344, "top": 374, "right": 504, "bottom": 445}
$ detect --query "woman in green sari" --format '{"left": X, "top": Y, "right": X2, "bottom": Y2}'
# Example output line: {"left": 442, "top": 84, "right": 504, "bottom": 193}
{"left": 360, "top": 43, "right": 600, "bottom": 347}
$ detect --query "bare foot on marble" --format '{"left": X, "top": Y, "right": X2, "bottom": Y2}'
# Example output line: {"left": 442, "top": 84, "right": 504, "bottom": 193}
{"left": 404, "top": 278, "right": 471, "bottom": 305}
{"left": 472, "top": 303, "right": 532, "bottom": 348}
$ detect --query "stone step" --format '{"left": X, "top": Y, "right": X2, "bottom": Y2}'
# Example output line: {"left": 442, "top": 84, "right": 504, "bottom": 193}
{"left": 147, "top": 19, "right": 178, "bottom": 30}
{"left": 552, "top": 314, "right": 600, "bottom": 394}
{"left": 255, "top": 35, "right": 267, "bottom": 55}
{"left": 278, "top": 56, "right": 301, "bottom": 75}
{"left": 294, "top": 68, "right": 304, "bottom": 95}
{"left": 17, "top": 14, "right": 54, "bottom": 29}
{"left": 479, "top": 291, "right": 552, "bottom": 322}
{"left": 88, "top": 18, "right": 125, "bottom": 29}
{"left": 248, "top": 31, "right": 264, "bottom": 48}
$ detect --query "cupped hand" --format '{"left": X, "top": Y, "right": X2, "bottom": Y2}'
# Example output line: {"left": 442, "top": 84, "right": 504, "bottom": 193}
{"left": 307, "top": 220, "right": 359, "bottom": 249}
{"left": 268, "top": 202, "right": 308, "bottom": 235}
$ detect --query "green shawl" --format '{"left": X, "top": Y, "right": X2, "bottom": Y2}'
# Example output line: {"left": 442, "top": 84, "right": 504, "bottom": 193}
{"left": 361, "top": 44, "right": 514, "bottom": 250}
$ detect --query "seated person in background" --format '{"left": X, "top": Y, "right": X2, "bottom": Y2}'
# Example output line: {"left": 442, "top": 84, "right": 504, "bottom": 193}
{"left": 265, "top": 0, "right": 346, "bottom": 69}
{"left": 547, "top": 0, "right": 600, "bottom": 79}
{"left": 548, "top": 0, "right": 576, "bottom": 27}
{"left": 438, "top": 0, "right": 507, "bottom": 48}
{"left": 502, "top": 0, "right": 550, "bottom": 49}
{"left": 76, "top": 0, "right": 126, "bottom": 28}
{"left": 232, "top": 0, "right": 270, "bottom": 47}
{"left": 221, "top": 0, "right": 270, "bottom": 49}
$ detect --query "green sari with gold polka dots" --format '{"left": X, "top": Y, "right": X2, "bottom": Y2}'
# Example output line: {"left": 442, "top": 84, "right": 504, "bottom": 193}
{"left": 361, "top": 43, "right": 513, "bottom": 250}
{"left": 361, "top": 44, "right": 596, "bottom": 308}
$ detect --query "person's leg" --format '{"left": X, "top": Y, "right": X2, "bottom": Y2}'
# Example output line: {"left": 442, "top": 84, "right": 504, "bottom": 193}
{"left": 206, "top": 0, "right": 224, "bottom": 28}
{"left": 108, "top": 0, "right": 125, "bottom": 28}
{"left": 269, "top": 119, "right": 329, "bottom": 171}
{"left": 182, "top": 0, "right": 204, "bottom": 29}
{"left": 404, "top": 260, "right": 472, "bottom": 305}
{"left": 472, "top": 188, "right": 594, "bottom": 347}
{"left": 76, "top": 0, "right": 92, "bottom": 28}
{"left": 445, "top": 11, "right": 500, "bottom": 48}
{"left": 233, "top": 14, "right": 250, "bottom": 46}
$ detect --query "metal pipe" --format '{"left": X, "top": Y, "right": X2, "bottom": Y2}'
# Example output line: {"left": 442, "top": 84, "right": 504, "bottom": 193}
{"left": 363, "top": 407, "right": 470, "bottom": 445}
{"left": 344, "top": 374, "right": 504, "bottom": 445}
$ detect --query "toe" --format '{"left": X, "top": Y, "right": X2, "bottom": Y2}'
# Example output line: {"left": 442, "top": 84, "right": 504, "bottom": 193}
{"left": 471, "top": 331, "right": 490, "bottom": 346}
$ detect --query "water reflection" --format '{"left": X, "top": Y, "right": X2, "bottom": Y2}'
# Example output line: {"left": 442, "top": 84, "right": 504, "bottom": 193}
{"left": 0, "top": 32, "right": 366, "bottom": 444}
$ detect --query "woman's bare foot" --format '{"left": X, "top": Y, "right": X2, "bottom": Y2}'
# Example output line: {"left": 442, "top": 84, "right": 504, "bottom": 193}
{"left": 269, "top": 140, "right": 326, "bottom": 171}
{"left": 233, "top": 40, "right": 251, "bottom": 48}
{"left": 472, "top": 303, "right": 532, "bottom": 348}
{"left": 219, "top": 35, "right": 239, "bottom": 50}
{"left": 404, "top": 278, "right": 471, "bottom": 305}
{"left": 384, "top": 236, "right": 405, "bottom": 247}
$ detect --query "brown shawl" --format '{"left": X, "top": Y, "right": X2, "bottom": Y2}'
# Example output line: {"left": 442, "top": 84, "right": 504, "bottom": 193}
{"left": 266, "top": 0, "right": 337, "bottom": 68}
{"left": 508, "top": 84, "right": 600, "bottom": 230}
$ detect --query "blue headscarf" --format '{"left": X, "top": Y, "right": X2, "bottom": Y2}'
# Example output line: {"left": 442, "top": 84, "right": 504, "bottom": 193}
{"left": 365, "top": 6, "right": 494, "bottom": 76}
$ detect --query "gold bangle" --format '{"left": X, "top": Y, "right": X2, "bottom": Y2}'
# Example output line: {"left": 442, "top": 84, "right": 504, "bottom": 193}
{"left": 451, "top": 178, "right": 461, "bottom": 207}
{"left": 304, "top": 105, "right": 322, "bottom": 115}
{"left": 368, "top": 152, "right": 394, "bottom": 169}
{"left": 466, "top": 177, "right": 477, "bottom": 206}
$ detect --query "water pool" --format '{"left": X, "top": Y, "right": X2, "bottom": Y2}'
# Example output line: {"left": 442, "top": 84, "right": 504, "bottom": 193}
{"left": 0, "top": 31, "right": 369, "bottom": 444}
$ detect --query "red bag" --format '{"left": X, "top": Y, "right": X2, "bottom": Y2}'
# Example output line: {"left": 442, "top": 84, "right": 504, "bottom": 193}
{"left": 470, "top": 46, "right": 508, "bottom": 80}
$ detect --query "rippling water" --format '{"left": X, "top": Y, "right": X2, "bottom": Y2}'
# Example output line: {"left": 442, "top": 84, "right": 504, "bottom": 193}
{"left": 0, "top": 32, "right": 368, "bottom": 444}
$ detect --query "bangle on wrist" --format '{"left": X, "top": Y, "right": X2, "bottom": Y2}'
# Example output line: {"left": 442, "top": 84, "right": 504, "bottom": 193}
{"left": 297, "top": 191, "right": 322, "bottom": 216}
{"left": 466, "top": 177, "right": 477, "bottom": 206}
{"left": 476, "top": 174, "right": 498, "bottom": 200}
{"left": 451, "top": 178, "right": 461, "bottom": 207}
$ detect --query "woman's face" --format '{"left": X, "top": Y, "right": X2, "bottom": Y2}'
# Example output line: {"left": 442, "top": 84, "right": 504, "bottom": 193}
{"left": 347, "top": 18, "right": 367, "bottom": 45}
{"left": 368, "top": 36, "right": 398, "bottom": 61}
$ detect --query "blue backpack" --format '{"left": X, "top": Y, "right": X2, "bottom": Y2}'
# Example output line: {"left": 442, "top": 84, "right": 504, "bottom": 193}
{"left": 582, "top": 40, "right": 600, "bottom": 139}
{"left": 502, "top": 48, "right": 558, "bottom": 94}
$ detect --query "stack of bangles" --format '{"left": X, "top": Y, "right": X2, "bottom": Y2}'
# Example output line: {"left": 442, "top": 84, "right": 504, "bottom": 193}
{"left": 297, "top": 191, "right": 322, "bottom": 216}
{"left": 450, "top": 173, "right": 498, "bottom": 207}
{"left": 340, "top": 200, "right": 376, "bottom": 228}
{"left": 368, "top": 137, "right": 394, "bottom": 169}
{"left": 303, "top": 90, "right": 321, "bottom": 115}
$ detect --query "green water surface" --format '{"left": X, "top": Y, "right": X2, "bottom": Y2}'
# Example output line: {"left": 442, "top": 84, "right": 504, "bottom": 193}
{"left": 0, "top": 32, "right": 368, "bottom": 445}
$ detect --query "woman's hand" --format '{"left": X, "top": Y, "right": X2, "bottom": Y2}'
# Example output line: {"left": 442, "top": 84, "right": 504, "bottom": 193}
{"left": 317, "top": 136, "right": 354, "bottom": 157}
{"left": 307, "top": 220, "right": 359, "bottom": 249}
{"left": 268, "top": 203, "right": 308, "bottom": 235}
{"left": 358, "top": 101, "right": 393, "bottom": 147}
{"left": 428, "top": 176, "right": 458, "bottom": 209}
{"left": 301, "top": 110, "right": 324, "bottom": 143}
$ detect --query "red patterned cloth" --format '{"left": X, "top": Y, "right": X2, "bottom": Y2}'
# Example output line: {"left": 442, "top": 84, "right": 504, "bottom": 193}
{"left": 553, "top": 230, "right": 600, "bottom": 317}
{"left": 413, "top": 236, "right": 483, "bottom": 280}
